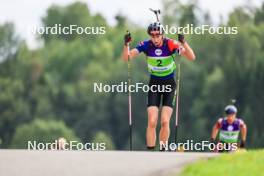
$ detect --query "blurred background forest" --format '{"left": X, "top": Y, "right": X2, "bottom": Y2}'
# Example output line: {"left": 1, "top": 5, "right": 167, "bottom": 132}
{"left": 0, "top": 0, "right": 264, "bottom": 150}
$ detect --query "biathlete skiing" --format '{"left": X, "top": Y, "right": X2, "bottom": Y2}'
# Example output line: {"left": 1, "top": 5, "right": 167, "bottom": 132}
{"left": 122, "top": 9, "right": 195, "bottom": 151}
{"left": 211, "top": 105, "right": 247, "bottom": 152}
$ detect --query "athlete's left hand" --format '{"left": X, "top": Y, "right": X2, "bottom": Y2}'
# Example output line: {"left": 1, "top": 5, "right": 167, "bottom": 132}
{"left": 178, "top": 34, "right": 185, "bottom": 44}
{"left": 240, "top": 140, "right": 246, "bottom": 148}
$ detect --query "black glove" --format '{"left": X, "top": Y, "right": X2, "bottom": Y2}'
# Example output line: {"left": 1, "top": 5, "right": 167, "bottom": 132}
{"left": 178, "top": 34, "right": 185, "bottom": 44}
{"left": 240, "top": 140, "right": 246, "bottom": 148}
{"left": 211, "top": 138, "right": 217, "bottom": 145}
{"left": 124, "top": 31, "right": 132, "bottom": 46}
{"left": 210, "top": 138, "right": 219, "bottom": 152}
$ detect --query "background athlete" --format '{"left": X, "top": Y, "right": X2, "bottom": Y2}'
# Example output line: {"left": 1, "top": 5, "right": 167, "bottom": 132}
{"left": 211, "top": 105, "right": 247, "bottom": 152}
{"left": 122, "top": 22, "right": 195, "bottom": 150}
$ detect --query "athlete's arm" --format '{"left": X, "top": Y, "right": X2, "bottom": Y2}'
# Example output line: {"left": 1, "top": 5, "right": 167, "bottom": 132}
{"left": 122, "top": 46, "right": 139, "bottom": 61}
{"left": 177, "top": 34, "right": 195, "bottom": 61}
{"left": 211, "top": 119, "right": 222, "bottom": 140}
{"left": 181, "top": 42, "right": 196, "bottom": 61}
{"left": 211, "top": 123, "right": 220, "bottom": 140}
{"left": 122, "top": 32, "right": 140, "bottom": 61}
{"left": 240, "top": 122, "right": 247, "bottom": 142}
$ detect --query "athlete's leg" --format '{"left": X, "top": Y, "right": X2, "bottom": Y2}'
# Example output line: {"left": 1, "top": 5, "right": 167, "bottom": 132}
{"left": 159, "top": 106, "right": 173, "bottom": 147}
{"left": 146, "top": 78, "right": 161, "bottom": 150}
{"left": 159, "top": 77, "right": 175, "bottom": 149}
{"left": 146, "top": 106, "right": 159, "bottom": 148}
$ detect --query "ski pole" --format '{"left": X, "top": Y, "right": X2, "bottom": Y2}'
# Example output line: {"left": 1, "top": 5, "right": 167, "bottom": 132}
{"left": 173, "top": 52, "right": 182, "bottom": 146}
{"left": 126, "top": 31, "right": 133, "bottom": 151}
{"left": 231, "top": 99, "right": 237, "bottom": 105}
{"left": 149, "top": 8, "right": 161, "bottom": 22}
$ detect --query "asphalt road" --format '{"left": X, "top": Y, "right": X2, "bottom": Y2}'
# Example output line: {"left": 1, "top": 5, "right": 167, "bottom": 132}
{"left": 0, "top": 150, "right": 218, "bottom": 176}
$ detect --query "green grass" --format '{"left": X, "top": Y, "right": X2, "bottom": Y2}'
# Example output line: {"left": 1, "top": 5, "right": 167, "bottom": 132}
{"left": 180, "top": 150, "right": 264, "bottom": 176}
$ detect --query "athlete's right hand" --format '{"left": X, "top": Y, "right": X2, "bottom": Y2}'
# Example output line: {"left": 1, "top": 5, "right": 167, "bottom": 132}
{"left": 124, "top": 31, "right": 132, "bottom": 46}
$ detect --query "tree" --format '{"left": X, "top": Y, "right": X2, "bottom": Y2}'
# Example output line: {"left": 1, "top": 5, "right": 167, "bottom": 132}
{"left": 10, "top": 119, "right": 80, "bottom": 149}
{"left": 0, "top": 23, "right": 20, "bottom": 62}
{"left": 162, "top": 0, "right": 198, "bottom": 26}
{"left": 41, "top": 2, "right": 107, "bottom": 43}
{"left": 92, "top": 131, "right": 115, "bottom": 150}
{"left": 254, "top": 2, "right": 264, "bottom": 25}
